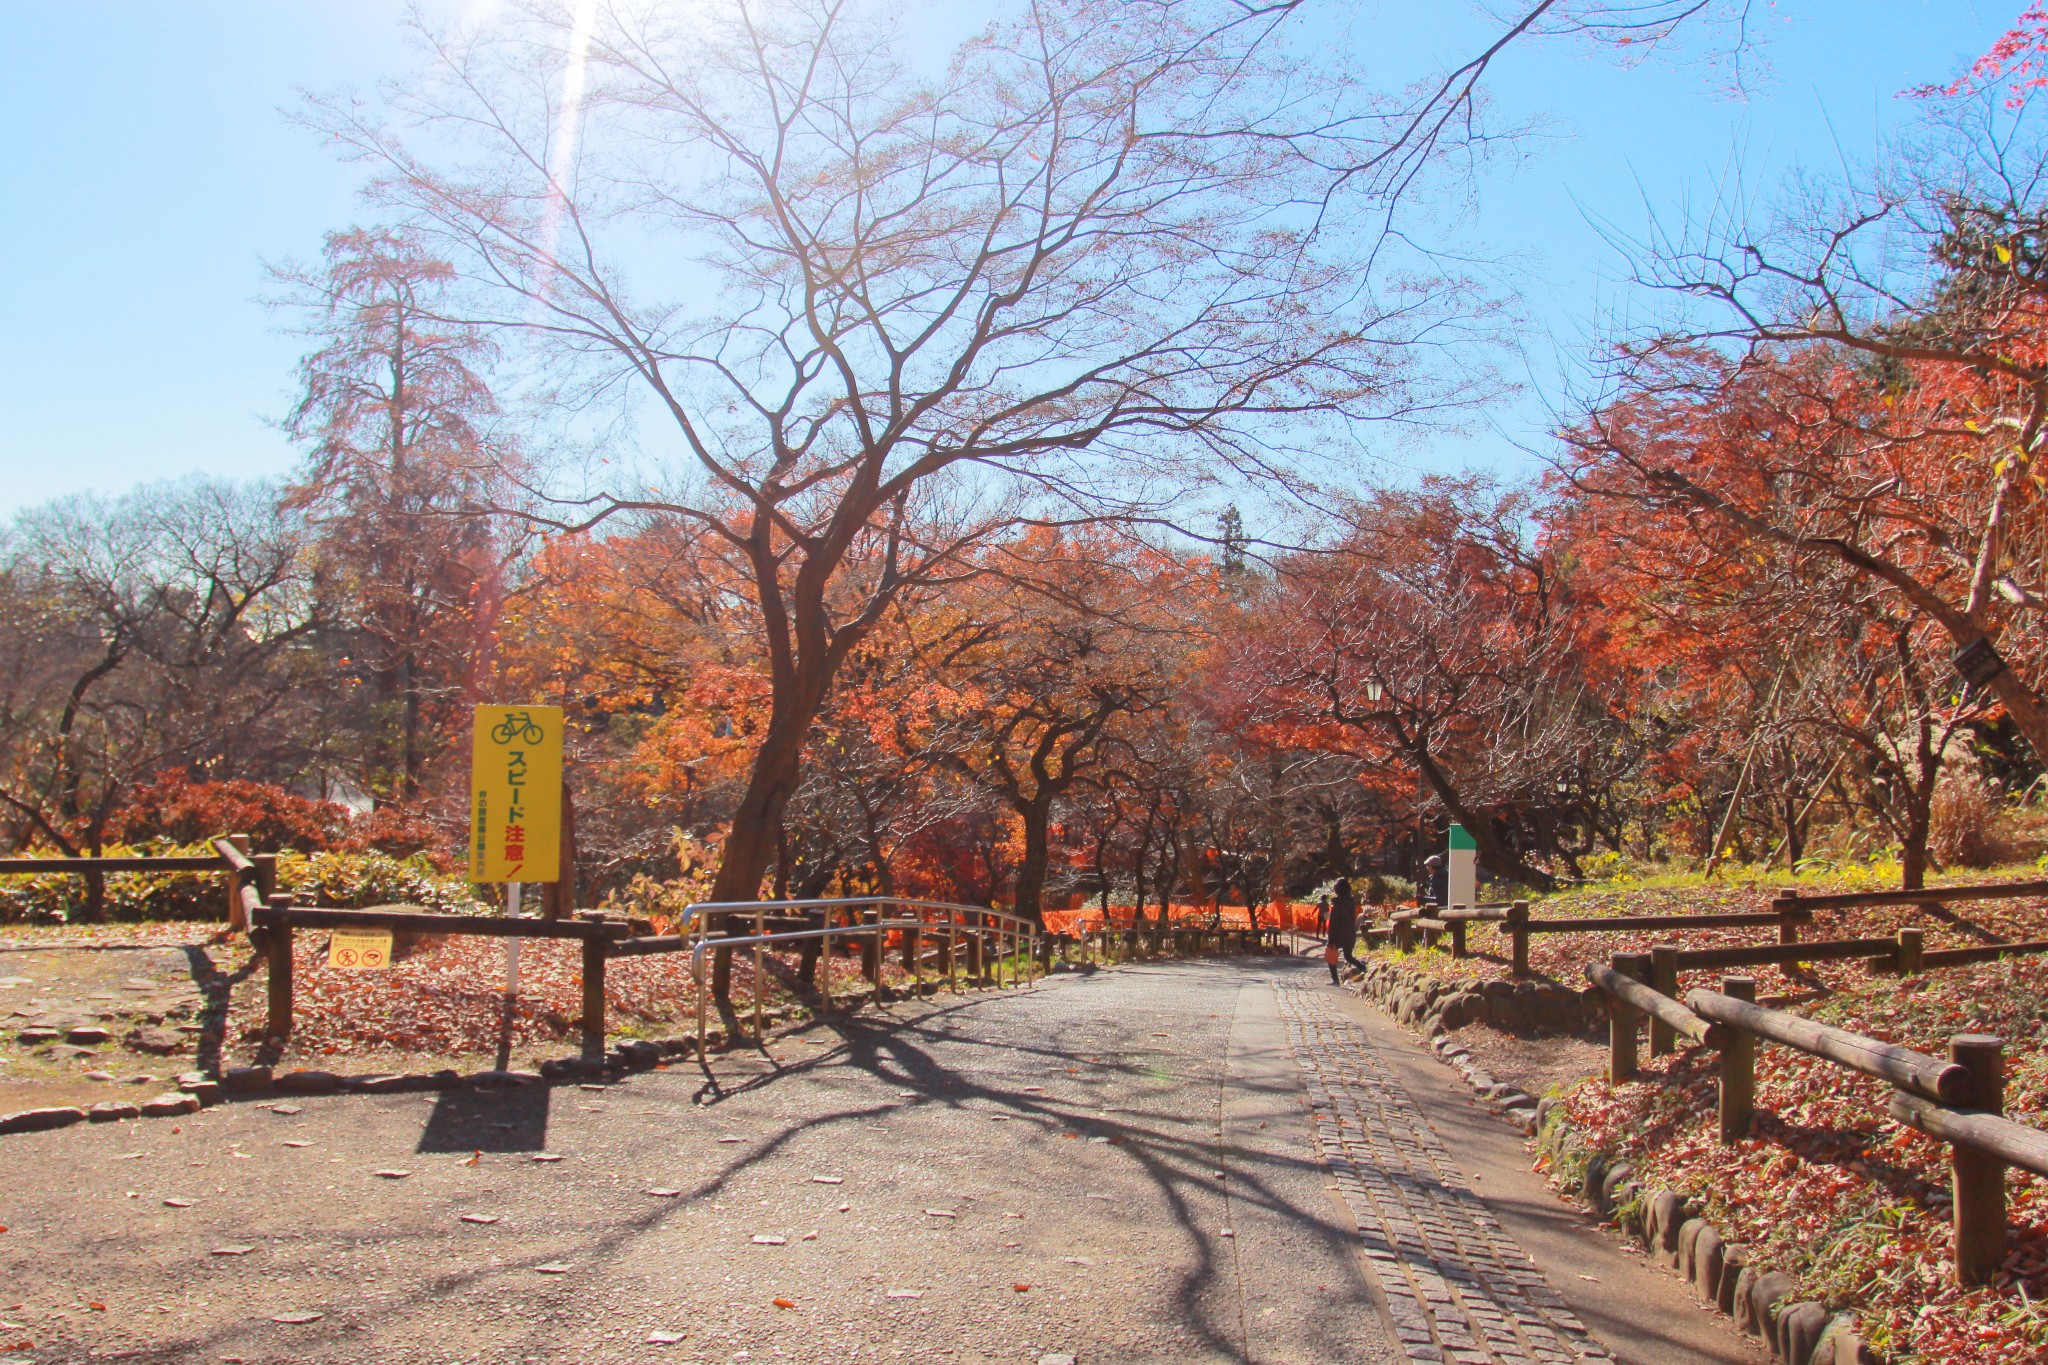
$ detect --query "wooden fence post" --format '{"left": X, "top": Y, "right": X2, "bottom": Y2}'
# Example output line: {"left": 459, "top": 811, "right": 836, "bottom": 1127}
{"left": 252, "top": 853, "right": 278, "bottom": 905}
{"left": 1449, "top": 906, "right": 1468, "bottom": 958}
{"left": 1950, "top": 1033, "right": 2007, "bottom": 1287}
{"left": 1718, "top": 976, "right": 1756, "bottom": 1142}
{"left": 1608, "top": 952, "right": 1644, "bottom": 1082}
{"left": 1777, "top": 886, "right": 1800, "bottom": 946}
{"left": 1649, "top": 944, "right": 1680, "bottom": 1056}
{"left": 581, "top": 938, "right": 607, "bottom": 1062}
{"left": 264, "top": 898, "right": 294, "bottom": 1042}
{"left": 224, "top": 833, "right": 252, "bottom": 930}
{"left": 1896, "top": 927, "right": 1925, "bottom": 976}
{"left": 1508, "top": 900, "right": 1530, "bottom": 977}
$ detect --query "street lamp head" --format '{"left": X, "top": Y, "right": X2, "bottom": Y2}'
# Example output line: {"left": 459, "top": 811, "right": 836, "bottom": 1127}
{"left": 1363, "top": 679, "right": 1384, "bottom": 703}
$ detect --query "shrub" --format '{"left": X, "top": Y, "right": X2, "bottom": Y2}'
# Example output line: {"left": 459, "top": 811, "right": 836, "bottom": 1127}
{"left": 0, "top": 842, "right": 486, "bottom": 924}
{"left": 110, "top": 773, "right": 457, "bottom": 866}
{"left": 1931, "top": 771, "right": 2001, "bottom": 868}
{"left": 113, "top": 774, "right": 349, "bottom": 851}
{"left": 275, "top": 850, "right": 485, "bottom": 914}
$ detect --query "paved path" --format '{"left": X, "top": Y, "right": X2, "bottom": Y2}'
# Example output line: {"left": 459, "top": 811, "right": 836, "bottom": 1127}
{"left": 0, "top": 959, "right": 1755, "bottom": 1364}
{"left": 1280, "top": 982, "right": 1603, "bottom": 1363}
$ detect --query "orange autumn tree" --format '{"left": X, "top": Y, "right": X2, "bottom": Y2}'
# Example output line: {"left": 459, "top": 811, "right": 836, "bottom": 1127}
{"left": 318, "top": 0, "right": 1725, "bottom": 904}
{"left": 1605, "top": 86, "right": 2048, "bottom": 767}
{"left": 911, "top": 532, "right": 1203, "bottom": 920}
{"left": 494, "top": 519, "right": 766, "bottom": 897}
{"left": 1552, "top": 386, "right": 1996, "bottom": 883}
{"left": 1241, "top": 478, "right": 1600, "bottom": 890}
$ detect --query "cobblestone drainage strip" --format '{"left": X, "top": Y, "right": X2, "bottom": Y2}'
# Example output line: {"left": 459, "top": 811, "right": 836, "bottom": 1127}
{"left": 1276, "top": 981, "right": 1611, "bottom": 1364}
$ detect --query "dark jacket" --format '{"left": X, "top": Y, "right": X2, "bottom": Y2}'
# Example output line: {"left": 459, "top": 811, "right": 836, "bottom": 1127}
{"left": 1327, "top": 888, "right": 1358, "bottom": 944}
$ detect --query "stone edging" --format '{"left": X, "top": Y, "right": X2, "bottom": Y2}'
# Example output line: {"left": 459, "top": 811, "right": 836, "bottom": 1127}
{"left": 1348, "top": 951, "right": 1886, "bottom": 1364}
{"left": 1349, "top": 953, "right": 1593, "bottom": 1133}
{"left": 1561, "top": 1134, "right": 1881, "bottom": 1364}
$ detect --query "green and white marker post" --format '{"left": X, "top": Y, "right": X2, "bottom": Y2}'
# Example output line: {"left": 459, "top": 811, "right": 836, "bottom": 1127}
{"left": 1447, "top": 823, "right": 1477, "bottom": 908}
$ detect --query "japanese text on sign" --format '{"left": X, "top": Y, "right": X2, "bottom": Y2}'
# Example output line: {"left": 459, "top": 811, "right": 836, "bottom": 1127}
{"left": 471, "top": 705, "right": 563, "bottom": 883}
{"left": 328, "top": 930, "right": 393, "bottom": 970}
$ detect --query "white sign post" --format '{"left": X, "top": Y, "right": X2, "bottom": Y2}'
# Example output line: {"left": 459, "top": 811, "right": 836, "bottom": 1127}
{"left": 1447, "top": 824, "right": 1478, "bottom": 908}
{"left": 505, "top": 881, "right": 522, "bottom": 995}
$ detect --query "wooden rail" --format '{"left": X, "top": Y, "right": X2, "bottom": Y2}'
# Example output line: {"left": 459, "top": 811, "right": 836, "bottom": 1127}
{"left": 1585, "top": 960, "right": 1727, "bottom": 1049}
{"left": 1523, "top": 910, "right": 1807, "bottom": 933}
{"left": 1391, "top": 904, "right": 1513, "bottom": 958}
{"left": 1683, "top": 986, "right": 1973, "bottom": 1106}
{"left": 1775, "top": 879, "right": 2048, "bottom": 912}
{"left": 0, "top": 855, "right": 230, "bottom": 872}
{"left": 1669, "top": 937, "right": 1902, "bottom": 971}
{"left": 1891, "top": 1089, "right": 2048, "bottom": 1185}
{"left": 1584, "top": 954, "right": 2044, "bottom": 1287}
{"left": 0, "top": 835, "right": 277, "bottom": 930}
{"left": 253, "top": 906, "right": 629, "bottom": 939}
{"left": 1922, "top": 939, "right": 2048, "bottom": 969}
{"left": 1390, "top": 900, "right": 1807, "bottom": 968}
{"left": 1502, "top": 899, "right": 1809, "bottom": 976}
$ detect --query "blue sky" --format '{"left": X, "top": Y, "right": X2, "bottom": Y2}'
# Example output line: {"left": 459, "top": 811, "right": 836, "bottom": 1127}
{"left": 0, "top": 1, "right": 2019, "bottom": 512}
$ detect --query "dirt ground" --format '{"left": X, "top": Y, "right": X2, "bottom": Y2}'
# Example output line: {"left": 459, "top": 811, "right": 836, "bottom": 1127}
{"left": 0, "top": 925, "right": 1040, "bottom": 1114}
{"left": 0, "top": 937, "right": 219, "bottom": 1113}
{"left": 0, "top": 956, "right": 1764, "bottom": 1365}
{"left": 1441, "top": 1017, "right": 1608, "bottom": 1101}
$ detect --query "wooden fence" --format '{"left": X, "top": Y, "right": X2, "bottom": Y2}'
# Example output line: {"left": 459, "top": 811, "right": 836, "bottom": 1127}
{"left": 1392, "top": 877, "right": 2048, "bottom": 981}
{"left": 0, "top": 835, "right": 275, "bottom": 929}
{"left": 1388, "top": 899, "right": 1812, "bottom": 976}
{"left": 1584, "top": 954, "right": 2048, "bottom": 1287}
{"left": 251, "top": 904, "right": 631, "bottom": 1059}
{"left": 250, "top": 898, "right": 1049, "bottom": 1063}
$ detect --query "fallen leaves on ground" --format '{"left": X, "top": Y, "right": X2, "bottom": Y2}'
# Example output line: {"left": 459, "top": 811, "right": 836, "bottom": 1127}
{"left": 1548, "top": 950, "right": 2048, "bottom": 1363}
{"left": 218, "top": 934, "right": 893, "bottom": 1058}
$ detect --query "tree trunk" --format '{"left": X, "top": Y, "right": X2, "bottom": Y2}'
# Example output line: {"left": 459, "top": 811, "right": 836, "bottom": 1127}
{"left": 1405, "top": 736, "right": 1557, "bottom": 891}
{"left": 1008, "top": 795, "right": 1056, "bottom": 924}
{"left": 706, "top": 701, "right": 818, "bottom": 1004}
{"left": 1901, "top": 798, "right": 1931, "bottom": 891}
{"left": 1781, "top": 791, "right": 1803, "bottom": 870}
{"left": 541, "top": 780, "right": 578, "bottom": 920}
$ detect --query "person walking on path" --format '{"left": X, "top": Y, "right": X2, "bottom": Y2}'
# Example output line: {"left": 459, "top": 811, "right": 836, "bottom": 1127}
{"left": 1314, "top": 894, "right": 1330, "bottom": 938}
{"left": 1325, "top": 879, "right": 1361, "bottom": 983}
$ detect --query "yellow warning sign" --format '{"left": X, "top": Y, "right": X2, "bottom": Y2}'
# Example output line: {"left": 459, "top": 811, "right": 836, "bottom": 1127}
{"left": 470, "top": 705, "right": 564, "bottom": 883}
{"left": 328, "top": 929, "right": 394, "bottom": 970}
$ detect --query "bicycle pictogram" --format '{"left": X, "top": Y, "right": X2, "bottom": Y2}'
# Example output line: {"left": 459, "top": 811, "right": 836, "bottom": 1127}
{"left": 489, "top": 711, "right": 546, "bottom": 746}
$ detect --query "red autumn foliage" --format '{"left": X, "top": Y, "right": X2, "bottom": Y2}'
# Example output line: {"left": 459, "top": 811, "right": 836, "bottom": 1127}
{"left": 111, "top": 773, "right": 449, "bottom": 864}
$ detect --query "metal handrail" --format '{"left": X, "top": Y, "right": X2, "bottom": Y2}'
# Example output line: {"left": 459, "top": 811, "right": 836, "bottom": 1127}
{"left": 680, "top": 904, "right": 1042, "bottom": 1058}
{"left": 678, "top": 895, "right": 1040, "bottom": 934}
{"left": 686, "top": 922, "right": 918, "bottom": 967}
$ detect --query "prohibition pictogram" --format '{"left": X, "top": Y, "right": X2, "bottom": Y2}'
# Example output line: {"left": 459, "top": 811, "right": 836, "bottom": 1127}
{"left": 328, "top": 930, "right": 394, "bottom": 971}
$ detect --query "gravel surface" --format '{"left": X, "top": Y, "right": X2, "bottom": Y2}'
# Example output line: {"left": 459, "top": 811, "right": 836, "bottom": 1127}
{"left": 0, "top": 959, "right": 1397, "bottom": 1364}
{"left": 0, "top": 956, "right": 1756, "bottom": 1365}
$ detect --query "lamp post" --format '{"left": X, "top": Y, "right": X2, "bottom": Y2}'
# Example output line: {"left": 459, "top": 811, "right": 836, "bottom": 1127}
{"left": 1361, "top": 679, "right": 1387, "bottom": 882}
